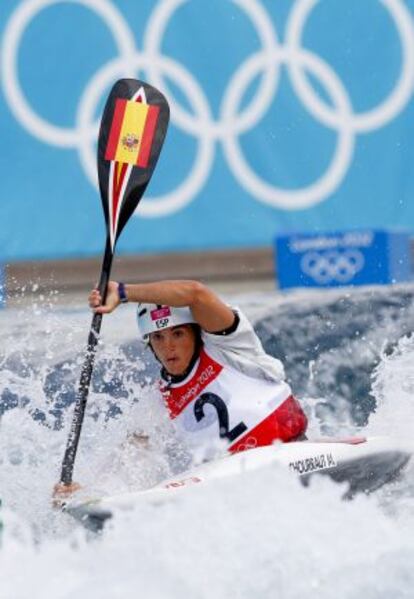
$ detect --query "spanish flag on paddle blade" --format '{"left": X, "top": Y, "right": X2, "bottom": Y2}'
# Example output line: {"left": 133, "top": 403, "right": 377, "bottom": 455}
{"left": 105, "top": 99, "right": 160, "bottom": 167}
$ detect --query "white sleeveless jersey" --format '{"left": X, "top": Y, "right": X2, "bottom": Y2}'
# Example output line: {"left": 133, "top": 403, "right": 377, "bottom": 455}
{"left": 159, "top": 309, "right": 297, "bottom": 458}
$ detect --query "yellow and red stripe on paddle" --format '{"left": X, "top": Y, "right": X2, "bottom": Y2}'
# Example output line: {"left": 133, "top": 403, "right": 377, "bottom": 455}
{"left": 105, "top": 99, "right": 159, "bottom": 168}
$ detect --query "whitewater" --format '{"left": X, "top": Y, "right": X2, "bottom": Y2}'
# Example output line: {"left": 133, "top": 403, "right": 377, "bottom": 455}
{"left": 1, "top": 284, "right": 414, "bottom": 599}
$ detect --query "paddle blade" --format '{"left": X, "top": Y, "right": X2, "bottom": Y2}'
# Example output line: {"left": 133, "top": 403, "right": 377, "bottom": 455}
{"left": 97, "top": 79, "right": 170, "bottom": 250}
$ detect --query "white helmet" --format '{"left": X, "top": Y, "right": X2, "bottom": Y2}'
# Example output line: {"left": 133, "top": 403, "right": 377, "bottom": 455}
{"left": 136, "top": 303, "right": 196, "bottom": 340}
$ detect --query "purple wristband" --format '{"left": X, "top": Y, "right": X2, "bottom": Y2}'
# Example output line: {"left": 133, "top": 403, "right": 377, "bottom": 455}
{"left": 118, "top": 282, "right": 128, "bottom": 304}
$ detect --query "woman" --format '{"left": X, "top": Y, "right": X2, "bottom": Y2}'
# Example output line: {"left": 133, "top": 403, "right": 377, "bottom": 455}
{"left": 54, "top": 279, "right": 307, "bottom": 501}
{"left": 92, "top": 280, "right": 307, "bottom": 452}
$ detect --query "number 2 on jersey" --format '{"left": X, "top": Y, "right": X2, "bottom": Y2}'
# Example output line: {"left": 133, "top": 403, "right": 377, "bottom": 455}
{"left": 193, "top": 392, "right": 247, "bottom": 442}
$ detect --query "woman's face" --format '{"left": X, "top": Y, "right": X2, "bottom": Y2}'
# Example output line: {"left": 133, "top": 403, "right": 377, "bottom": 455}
{"left": 149, "top": 324, "right": 197, "bottom": 375}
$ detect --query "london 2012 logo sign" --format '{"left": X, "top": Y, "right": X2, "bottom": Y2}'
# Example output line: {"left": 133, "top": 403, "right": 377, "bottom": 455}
{"left": 2, "top": 0, "right": 414, "bottom": 218}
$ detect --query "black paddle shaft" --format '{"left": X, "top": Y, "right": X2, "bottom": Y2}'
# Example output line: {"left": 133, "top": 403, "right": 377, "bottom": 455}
{"left": 60, "top": 239, "right": 113, "bottom": 484}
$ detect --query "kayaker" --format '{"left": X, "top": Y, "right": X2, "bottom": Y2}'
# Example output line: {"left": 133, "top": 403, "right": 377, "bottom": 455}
{"left": 53, "top": 279, "right": 307, "bottom": 502}
{"left": 93, "top": 280, "right": 307, "bottom": 452}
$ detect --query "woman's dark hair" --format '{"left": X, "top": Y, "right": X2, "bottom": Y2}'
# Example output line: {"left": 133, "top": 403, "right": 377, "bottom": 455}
{"left": 191, "top": 323, "right": 203, "bottom": 352}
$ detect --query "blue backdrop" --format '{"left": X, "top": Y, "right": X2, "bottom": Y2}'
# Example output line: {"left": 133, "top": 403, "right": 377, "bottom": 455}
{"left": 1, "top": 0, "right": 414, "bottom": 261}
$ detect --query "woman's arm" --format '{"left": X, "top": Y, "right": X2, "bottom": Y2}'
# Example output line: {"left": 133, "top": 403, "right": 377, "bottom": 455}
{"left": 89, "top": 280, "right": 235, "bottom": 333}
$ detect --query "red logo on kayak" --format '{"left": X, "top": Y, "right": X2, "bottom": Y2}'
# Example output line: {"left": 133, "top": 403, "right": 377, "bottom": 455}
{"left": 151, "top": 306, "right": 171, "bottom": 320}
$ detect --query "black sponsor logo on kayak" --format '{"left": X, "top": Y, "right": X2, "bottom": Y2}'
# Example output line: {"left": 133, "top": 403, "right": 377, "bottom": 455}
{"left": 289, "top": 453, "right": 336, "bottom": 475}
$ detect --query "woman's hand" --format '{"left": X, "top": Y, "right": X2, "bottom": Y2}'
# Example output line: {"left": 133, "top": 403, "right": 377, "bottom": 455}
{"left": 52, "top": 481, "right": 82, "bottom": 508}
{"left": 88, "top": 280, "right": 120, "bottom": 314}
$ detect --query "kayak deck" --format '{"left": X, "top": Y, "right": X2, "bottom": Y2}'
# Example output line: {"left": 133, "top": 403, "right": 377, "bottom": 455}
{"left": 65, "top": 436, "right": 412, "bottom": 533}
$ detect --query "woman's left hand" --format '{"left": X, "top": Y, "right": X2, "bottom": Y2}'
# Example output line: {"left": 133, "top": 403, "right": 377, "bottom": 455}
{"left": 52, "top": 481, "right": 82, "bottom": 507}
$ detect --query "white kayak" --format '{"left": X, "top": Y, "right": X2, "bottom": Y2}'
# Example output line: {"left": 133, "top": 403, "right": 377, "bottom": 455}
{"left": 65, "top": 436, "right": 412, "bottom": 532}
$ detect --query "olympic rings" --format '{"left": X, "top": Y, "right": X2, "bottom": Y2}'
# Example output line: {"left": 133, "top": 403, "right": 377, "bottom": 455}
{"left": 2, "top": 0, "right": 414, "bottom": 216}
{"left": 301, "top": 249, "right": 365, "bottom": 284}
{"left": 233, "top": 437, "right": 258, "bottom": 452}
